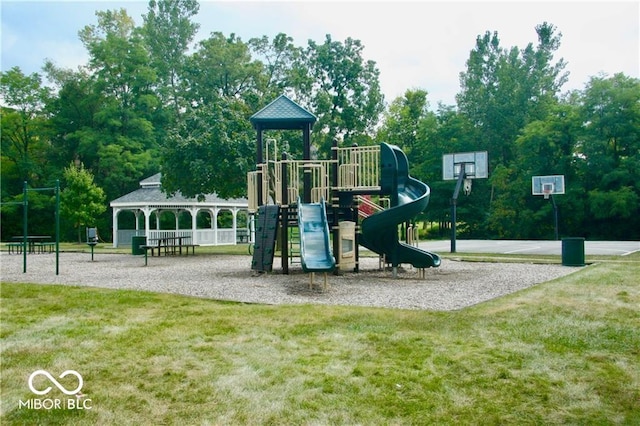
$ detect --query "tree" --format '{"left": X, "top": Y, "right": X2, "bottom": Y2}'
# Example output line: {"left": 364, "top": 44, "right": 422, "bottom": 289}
{"left": 60, "top": 162, "right": 107, "bottom": 243}
{"left": 455, "top": 22, "right": 569, "bottom": 238}
{"left": 78, "top": 8, "right": 160, "bottom": 201}
{"left": 0, "top": 67, "right": 51, "bottom": 189}
{"left": 185, "top": 32, "right": 263, "bottom": 104}
{"left": 305, "top": 35, "right": 385, "bottom": 154}
{"left": 161, "top": 98, "right": 254, "bottom": 200}
{"left": 159, "top": 31, "right": 261, "bottom": 199}
{"left": 142, "top": 0, "right": 199, "bottom": 117}
{"left": 249, "top": 32, "right": 306, "bottom": 102}
{"left": 457, "top": 23, "right": 567, "bottom": 166}
{"left": 377, "top": 89, "right": 433, "bottom": 163}
{"left": 43, "top": 63, "right": 102, "bottom": 172}
{"left": 576, "top": 73, "right": 640, "bottom": 238}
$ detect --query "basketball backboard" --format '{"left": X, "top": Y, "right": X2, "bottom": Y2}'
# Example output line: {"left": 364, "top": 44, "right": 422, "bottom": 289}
{"left": 532, "top": 175, "right": 565, "bottom": 197}
{"left": 443, "top": 151, "right": 488, "bottom": 180}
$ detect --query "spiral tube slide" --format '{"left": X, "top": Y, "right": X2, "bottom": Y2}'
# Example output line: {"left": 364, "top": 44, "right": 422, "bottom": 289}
{"left": 360, "top": 143, "right": 441, "bottom": 269}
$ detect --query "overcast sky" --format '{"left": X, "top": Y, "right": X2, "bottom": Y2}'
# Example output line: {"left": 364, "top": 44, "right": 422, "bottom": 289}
{"left": 1, "top": 1, "right": 638, "bottom": 107}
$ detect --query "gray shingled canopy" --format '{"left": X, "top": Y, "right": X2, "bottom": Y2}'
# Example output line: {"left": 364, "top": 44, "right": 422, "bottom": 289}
{"left": 250, "top": 94, "right": 316, "bottom": 130}
{"left": 110, "top": 173, "right": 247, "bottom": 205}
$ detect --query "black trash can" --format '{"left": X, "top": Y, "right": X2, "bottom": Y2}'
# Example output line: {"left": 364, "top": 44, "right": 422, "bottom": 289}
{"left": 131, "top": 236, "right": 147, "bottom": 255}
{"left": 562, "top": 237, "right": 585, "bottom": 266}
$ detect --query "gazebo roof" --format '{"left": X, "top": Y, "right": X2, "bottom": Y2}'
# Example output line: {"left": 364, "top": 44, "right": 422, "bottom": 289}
{"left": 250, "top": 94, "right": 316, "bottom": 130}
{"left": 110, "top": 174, "right": 248, "bottom": 208}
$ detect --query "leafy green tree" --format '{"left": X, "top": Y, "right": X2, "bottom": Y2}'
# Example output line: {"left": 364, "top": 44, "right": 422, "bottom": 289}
{"left": 249, "top": 33, "right": 306, "bottom": 102}
{"left": 185, "top": 32, "right": 262, "bottom": 104}
{"left": 160, "top": 31, "right": 261, "bottom": 199}
{"left": 78, "top": 8, "right": 160, "bottom": 201}
{"left": 456, "top": 22, "right": 568, "bottom": 238}
{"left": 305, "top": 35, "right": 385, "bottom": 154}
{"left": 142, "top": 0, "right": 199, "bottom": 117}
{"left": 43, "top": 63, "right": 102, "bottom": 171}
{"left": 0, "top": 67, "right": 51, "bottom": 190}
{"left": 576, "top": 73, "right": 640, "bottom": 238}
{"left": 377, "top": 89, "right": 432, "bottom": 159}
{"left": 161, "top": 98, "right": 254, "bottom": 200}
{"left": 457, "top": 22, "right": 567, "bottom": 166}
{"left": 60, "top": 162, "right": 107, "bottom": 243}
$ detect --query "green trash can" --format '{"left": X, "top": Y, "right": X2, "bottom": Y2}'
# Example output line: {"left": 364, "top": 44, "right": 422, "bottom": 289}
{"left": 131, "top": 236, "right": 147, "bottom": 255}
{"left": 562, "top": 237, "right": 585, "bottom": 266}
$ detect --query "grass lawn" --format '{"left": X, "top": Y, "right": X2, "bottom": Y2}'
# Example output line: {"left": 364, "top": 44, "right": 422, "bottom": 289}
{"left": 1, "top": 253, "right": 638, "bottom": 425}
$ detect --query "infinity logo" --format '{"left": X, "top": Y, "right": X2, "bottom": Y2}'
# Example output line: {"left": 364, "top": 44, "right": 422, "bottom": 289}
{"left": 28, "top": 370, "right": 83, "bottom": 396}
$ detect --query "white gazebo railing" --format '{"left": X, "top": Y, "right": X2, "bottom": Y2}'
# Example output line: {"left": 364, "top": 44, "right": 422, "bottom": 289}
{"left": 110, "top": 173, "right": 250, "bottom": 248}
{"left": 116, "top": 228, "right": 249, "bottom": 247}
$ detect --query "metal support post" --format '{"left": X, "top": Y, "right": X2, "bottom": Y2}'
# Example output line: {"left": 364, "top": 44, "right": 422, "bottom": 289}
{"left": 55, "top": 180, "right": 60, "bottom": 275}
{"left": 281, "top": 152, "right": 289, "bottom": 274}
{"left": 23, "top": 181, "right": 28, "bottom": 273}
{"left": 450, "top": 169, "right": 466, "bottom": 253}
{"left": 551, "top": 194, "right": 559, "bottom": 241}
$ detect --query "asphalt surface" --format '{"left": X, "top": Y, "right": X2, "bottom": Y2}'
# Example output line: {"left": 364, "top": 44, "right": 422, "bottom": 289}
{"left": 418, "top": 239, "right": 640, "bottom": 256}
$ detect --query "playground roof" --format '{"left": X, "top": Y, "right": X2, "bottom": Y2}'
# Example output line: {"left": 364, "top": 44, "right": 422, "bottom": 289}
{"left": 250, "top": 94, "right": 316, "bottom": 130}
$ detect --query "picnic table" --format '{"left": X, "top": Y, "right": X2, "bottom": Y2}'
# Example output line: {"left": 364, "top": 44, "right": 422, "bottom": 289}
{"left": 9, "top": 236, "right": 53, "bottom": 254}
{"left": 141, "top": 236, "right": 198, "bottom": 257}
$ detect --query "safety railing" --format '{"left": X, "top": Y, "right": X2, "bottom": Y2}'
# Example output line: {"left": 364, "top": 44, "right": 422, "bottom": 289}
{"left": 248, "top": 144, "right": 382, "bottom": 210}
{"left": 356, "top": 195, "right": 389, "bottom": 218}
{"left": 334, "top": 145, "right": 380, "bottom": 191}
{"left": 247, "top": 171, "right": 259, "bottom": 213}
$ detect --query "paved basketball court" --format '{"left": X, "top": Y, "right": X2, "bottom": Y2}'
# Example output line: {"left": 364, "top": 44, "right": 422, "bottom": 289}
{"left": 418, "top": 239, "right": 639, "bottom": 256}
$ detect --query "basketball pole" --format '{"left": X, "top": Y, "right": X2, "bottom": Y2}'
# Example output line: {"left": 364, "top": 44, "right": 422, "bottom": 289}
{"left": 450, "top": 168, "right": 467, "bottom": 253}
{"left": 550, "top": 194, "right": 559, "bottom": 241}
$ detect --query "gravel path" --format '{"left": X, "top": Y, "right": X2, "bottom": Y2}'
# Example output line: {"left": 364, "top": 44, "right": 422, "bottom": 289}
{"left": 0, "top": 252, "right": 580, "bottom": 311}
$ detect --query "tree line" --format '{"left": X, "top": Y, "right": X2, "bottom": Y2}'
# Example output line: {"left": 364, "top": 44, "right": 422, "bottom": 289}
{"left": 1, "top": 0, "right": 638, "bottom": 242}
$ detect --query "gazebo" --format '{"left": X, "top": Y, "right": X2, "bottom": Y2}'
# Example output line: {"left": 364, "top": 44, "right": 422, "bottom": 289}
{"left": 110, "top": 173, "right": 249, "bottom": 248}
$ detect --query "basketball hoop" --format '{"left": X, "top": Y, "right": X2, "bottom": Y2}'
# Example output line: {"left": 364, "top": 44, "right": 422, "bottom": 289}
{"left": 463, "top": 178, "right": 472, "bottom": 196}
{"left": 542, "top": 183, "right": 554, "bottom": 199}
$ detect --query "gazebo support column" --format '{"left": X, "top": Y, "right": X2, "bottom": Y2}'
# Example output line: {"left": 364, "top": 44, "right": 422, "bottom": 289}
{"left": 232, "top": 207, "right": 238, "bottom": 245}
{"left": 112, "top": 208, "right": 120, "bottom": 247}
{"left": 213, "top": 208, "right": 218, "bottom": 245}
{"left": 190, "top": 207, "right": 198, "bottom": 245}
{"left": 141, "top": 207, "right": 153, "bottom": 239}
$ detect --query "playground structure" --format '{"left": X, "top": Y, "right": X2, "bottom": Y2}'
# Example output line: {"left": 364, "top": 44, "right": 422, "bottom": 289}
{"left": 247, "top": 95, "right": 441, "bottom": 280}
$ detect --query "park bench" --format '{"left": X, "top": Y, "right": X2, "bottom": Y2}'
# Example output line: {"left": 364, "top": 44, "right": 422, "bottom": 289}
{"left": 8, "top": 236, "right": 53, "bottom": 254}
{"left": 34, "top": 242, "right": 56, "bottom": 253}
{"left": 139, "top": 237, "right": 199, "bottom": 266}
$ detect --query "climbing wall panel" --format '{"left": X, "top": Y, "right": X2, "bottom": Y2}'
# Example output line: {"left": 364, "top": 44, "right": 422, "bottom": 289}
{"left": 251, "top": 205, "right": 280, "bottom": 272}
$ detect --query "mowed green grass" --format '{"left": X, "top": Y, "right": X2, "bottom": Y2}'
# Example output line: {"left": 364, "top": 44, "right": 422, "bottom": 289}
{"left": 1, "top": 255, "right": 638, "bottom": 425}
